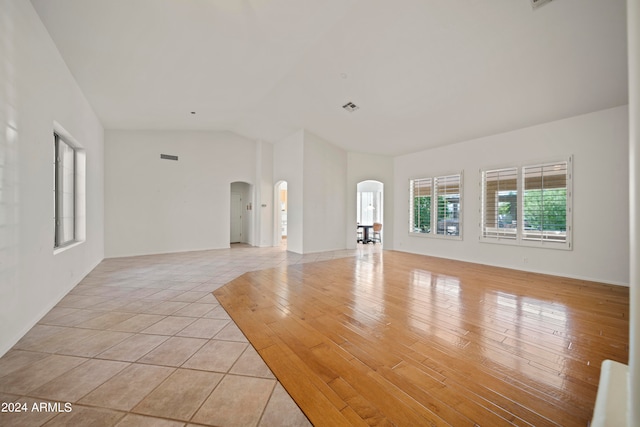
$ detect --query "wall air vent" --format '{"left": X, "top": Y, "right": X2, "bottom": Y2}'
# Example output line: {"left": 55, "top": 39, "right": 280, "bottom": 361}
{"left": 530, "top": 0, "right": 553, "bottom": 9}
{"left": 342, "top": 102, "right": 359, "bottom": 112}
{"left": 160, "top": 154, "right": 178, "bottom": 161}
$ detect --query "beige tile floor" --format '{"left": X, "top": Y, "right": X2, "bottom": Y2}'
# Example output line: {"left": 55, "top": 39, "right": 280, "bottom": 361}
{"left": 0, "top": 243, "right": 379, "bottom": 427}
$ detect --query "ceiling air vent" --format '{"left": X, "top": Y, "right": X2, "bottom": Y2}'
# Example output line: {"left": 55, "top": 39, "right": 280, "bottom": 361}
{"left": 342, "top": 102, "right": 359, "bottom": 112}
{"left": 160, "top": 154, "right": 178, "bottom": 161}
{"left": 530, "top": 0, "right": 553, "bottom": 9}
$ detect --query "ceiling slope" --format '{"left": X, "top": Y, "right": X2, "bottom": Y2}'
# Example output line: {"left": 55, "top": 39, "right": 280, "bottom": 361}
{"left": 31, "top": 0, "right": 628, "bottom": 155}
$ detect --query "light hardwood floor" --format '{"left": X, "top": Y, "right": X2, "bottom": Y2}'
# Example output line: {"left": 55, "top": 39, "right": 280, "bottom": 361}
{"left": 215, "top": 250, "right": 629, "bottom": 427}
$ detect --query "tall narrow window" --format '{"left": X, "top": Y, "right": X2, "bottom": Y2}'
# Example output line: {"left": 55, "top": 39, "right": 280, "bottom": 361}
{"left": 409, "top": 178, "right": 432, "bottom": 233}
{"left": 435, "top": 174, "right": 461, "bottom": 236}
{"left": 523, "top": 161, "right": 569, "bottom": 243}
{"left": 54, "top": 133, "right": 76, "bottom": 248}
{"left": 481, "top": 168, "right": 518, "bottom": 239}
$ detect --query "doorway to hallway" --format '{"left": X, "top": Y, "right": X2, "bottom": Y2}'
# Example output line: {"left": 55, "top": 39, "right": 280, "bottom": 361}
{"left": 230, "top": 181, "right": 252, "bottom": 245}
{"left": 274, "top": 181, "right": 288, "bottom": 247}
{"left": 230, "top": 192, "right": 242, "bottom": 243}
{"left": 357, "top": 180, "right": 384, "bottom": 245}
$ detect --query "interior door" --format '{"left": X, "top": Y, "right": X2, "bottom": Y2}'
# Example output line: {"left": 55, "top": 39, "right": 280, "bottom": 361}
{"left": 230, "top": 192, "right": 242, "bottom": 243}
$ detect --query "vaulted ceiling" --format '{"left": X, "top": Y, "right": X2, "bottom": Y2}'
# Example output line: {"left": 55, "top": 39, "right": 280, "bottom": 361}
{"left": 31, "top": 0, "right": 628, "bottom": 156}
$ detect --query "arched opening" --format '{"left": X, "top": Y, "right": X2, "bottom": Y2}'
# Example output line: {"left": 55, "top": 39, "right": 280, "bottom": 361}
{"left": 230, "top": 181, "right": 252, "bottom": 245}
{"left": 274, "top": 181, "right": 288, "bottom": 247}
{"left": 356, "top": 180, "right": 384, "bottom": 245}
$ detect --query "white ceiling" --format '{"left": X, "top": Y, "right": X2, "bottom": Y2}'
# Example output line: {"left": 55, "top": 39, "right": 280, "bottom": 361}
{"left": 31, "top": 0, "right": 628, "bottom": 156}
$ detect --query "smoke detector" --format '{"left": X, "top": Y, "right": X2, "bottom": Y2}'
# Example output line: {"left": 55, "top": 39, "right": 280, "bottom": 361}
{"left": 530, "top": 0, "right": 553, "bottom": 9}
{"left": 342, "top": 102, "right": 359, "bottom": 112}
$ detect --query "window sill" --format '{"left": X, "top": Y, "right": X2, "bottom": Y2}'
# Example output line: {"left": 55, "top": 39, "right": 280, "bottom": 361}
{"left": 479, "top": 237, "right": 571, "bottom": 251}
{"left": 409, "top": 232, "right": 462, "bottom": 241}
{"left": 54, "top": 240, "right": 84, "bottom": 255}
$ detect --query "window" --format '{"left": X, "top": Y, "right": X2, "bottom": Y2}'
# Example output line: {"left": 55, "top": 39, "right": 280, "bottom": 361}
{"left": 409, "top": 173, "right": 462, "bottom": 238}
{"left": 481, "top": 158, "right": 571, "bottom": 249}
{"left": 409, "top": 178, "right": 432, "bottom": 233}
{"left": 481, "top": 168, "right": 518, "bottom": 240}
{"left": 435, "top": 175, "right": 461, "bottom": 236}
{"left": 357, "top": 190, "right": 382, "bottom": 225}
{"left": 522, "top": 162, "right": 569, "bottom": 243}
{"left": 53, "top": 132, "right": 85, "bottom": 249}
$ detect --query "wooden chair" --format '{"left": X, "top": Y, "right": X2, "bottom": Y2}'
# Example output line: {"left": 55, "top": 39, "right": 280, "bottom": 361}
{"left": 372, "top": 222, "right": 382, "bottom": 244}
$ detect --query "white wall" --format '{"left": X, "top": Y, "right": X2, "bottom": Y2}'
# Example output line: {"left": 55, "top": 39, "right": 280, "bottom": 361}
{"left": 627, "top": 0, "right": 639, "bottom": 422}
{"left": 255, "top": 141, "right": 274, "bottom": 247}
{"left": 273, "top": 130, "right": 304, "bottom": 253}
{"left": 347, "top": 152, "right": 394, "bottom": 249}
{"left": 0, "top": 0, "right": 105, "bottom": 355}
{"left": 303, "top": 131, "right": 347, "bottom": 253}
{"left": 273, "top": 129, "right": 349, "bottom": 254}
{"left": 393, "top": 106, "right": 629, "bottom": 285}
{"left": 105, "top": 130, "right": 256, "bottom": 257}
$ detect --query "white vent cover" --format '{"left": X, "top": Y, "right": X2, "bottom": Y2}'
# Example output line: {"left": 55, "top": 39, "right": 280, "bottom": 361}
{"left": 531, "top": 0, "right": 553, "bottom": 9}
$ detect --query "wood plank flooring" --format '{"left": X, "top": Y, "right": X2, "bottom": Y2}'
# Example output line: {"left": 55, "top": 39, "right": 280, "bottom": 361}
{"left": 213, "top": 250, "right": 629, "bottom": 426}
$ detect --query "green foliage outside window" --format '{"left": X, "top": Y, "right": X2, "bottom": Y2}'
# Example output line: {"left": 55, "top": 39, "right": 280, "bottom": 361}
{"left": 413, "top": 196, "right": 431, "bottom": 232}
{"left": 437, "top": 196, "right": 458, "bottom": 221}
{"left": 523, "top": 188, "right": 567, "bottom": 231}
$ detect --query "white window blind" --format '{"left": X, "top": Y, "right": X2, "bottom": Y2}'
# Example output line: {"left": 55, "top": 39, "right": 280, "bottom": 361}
{"left": 522, "top": 161, "right": 569, "bottom": 243}
{"left": 481, "top": 168, "right": 518, "bottom": 240}
{"left": 409, "top": 178, "right": 432, "bottom": 234}
{"left": 435, "top": 174, "right": 461, "bottom": 236}
{"left": 480, "top": 158, "right": 571, "bottom": 249}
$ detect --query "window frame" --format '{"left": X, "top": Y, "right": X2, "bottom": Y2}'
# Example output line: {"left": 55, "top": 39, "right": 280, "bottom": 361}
{"left": 53, "top": 127, "right": 86, "bottom": 252}
{"left": 409, "top": 177, "right": 433, "bottom": 235}
{"left": 409, "top": 172, "right": 463, "bottom": 240}
{"left": 480, "top": 157, "right": 572, "bottom": 250}
{"left": 480, "top": 167, "right": 519, "bottom": 241}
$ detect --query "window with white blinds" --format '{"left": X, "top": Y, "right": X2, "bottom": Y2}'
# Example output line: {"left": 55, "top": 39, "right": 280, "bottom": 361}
{"left": 435, "top": 175, "right": 461, "bottom": 236}
{"left": 480, "top": 158, "right": 571, "bottom": 249}
{"left": 522, "top": 161, "right": 569, "bottom": 243}
{"left": 409, "top": 173, "right": 462, "bottom": 238}
{"left": 481, "top": 168, "right": 518, "bottom": 239}
{"left": 409, "top": 178, "right": 432, "bottom": 234}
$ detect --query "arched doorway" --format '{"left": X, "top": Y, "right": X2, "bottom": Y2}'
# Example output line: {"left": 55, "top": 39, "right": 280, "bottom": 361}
{"left": 274, "top": 181, "right": 288, "bottom": 246}
{"left": 356, "top": 180, "right": 383, "bottom": 245}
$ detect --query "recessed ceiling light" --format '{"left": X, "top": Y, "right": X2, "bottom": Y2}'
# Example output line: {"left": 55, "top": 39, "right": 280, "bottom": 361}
{"left": 340, "top": 73, "right": 348, "bottom": 79}
{"left": 342, "top": 102, "right": 359, "bottom": 112}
